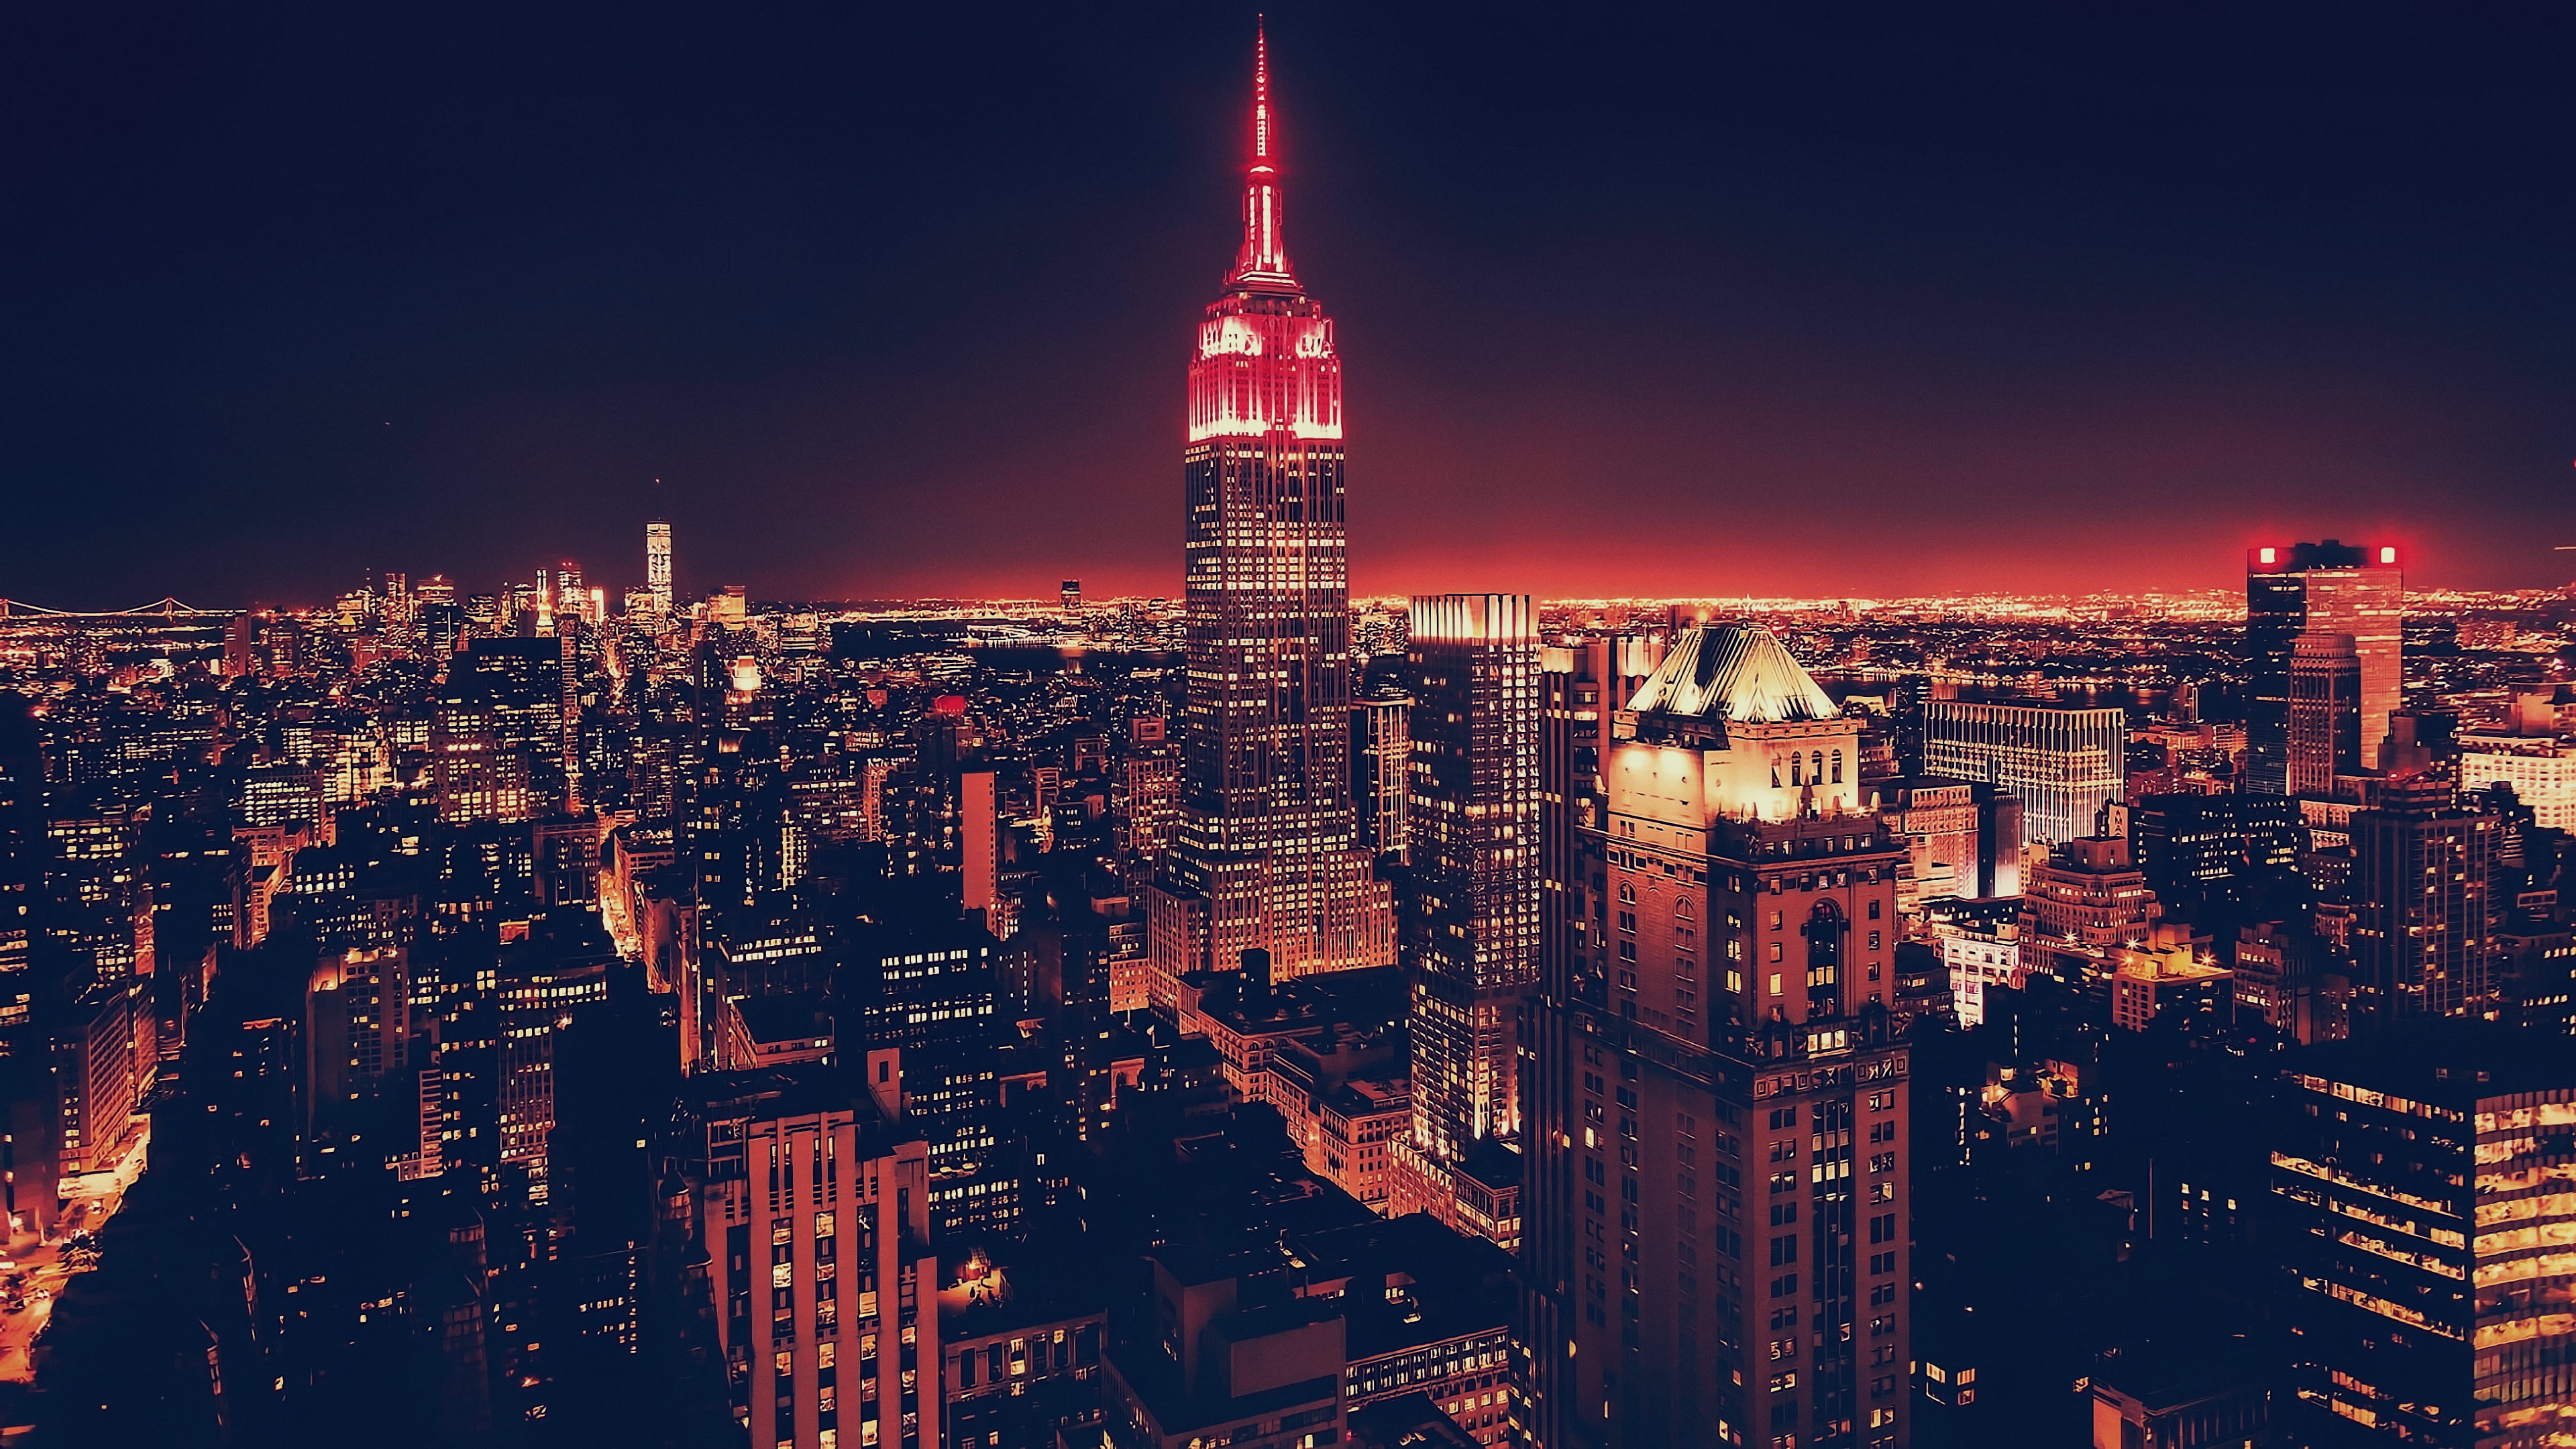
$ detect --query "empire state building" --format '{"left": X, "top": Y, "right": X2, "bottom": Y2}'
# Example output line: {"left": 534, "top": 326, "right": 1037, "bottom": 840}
{"left": 1147, "top": 29, "right": 1395, "bottom": 991}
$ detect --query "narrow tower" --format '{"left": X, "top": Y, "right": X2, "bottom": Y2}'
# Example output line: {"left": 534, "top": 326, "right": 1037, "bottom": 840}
{"left": 646, "top": 519, "right": 674, "bottom": 615}
{"left": 1147, "top": 27, "right": 1395, "bottom": 997}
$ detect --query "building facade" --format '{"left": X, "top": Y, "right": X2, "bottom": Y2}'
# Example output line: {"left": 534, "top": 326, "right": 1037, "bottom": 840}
{"left": 699, "top": 1063, "right": 944, "bottom": 1449}
{"left": 1146, "top": 30, "right": 1395, "bottom": 990}
{"left": 2457, "top": 733, "right": 2576, "bottom": 833}
{"left": 1353, "top": 693, "right": 1412, "bottom": 863}
{"left": 2288, "top": 630, "right": 2363, "bottom": 798}
{"left": 1921, "top": 700, "right": 2124, "bottom": 851}
{"left": 1404, "top": 593, "right": 1540, "bottom": 1165}
{"left": 2348, "top": 775, "right": 2498, "bottom": 1022}
{"left": 1527, "top": 625, "right": 1912, "bottom": 1449}
{"left": 2271, "top": 1024, "right": 2574, "bottom": 1447}
{"left": 2246, "top": 541, "right": 2404, "bottom": 794}
{"left": 1540, "top": 637, "right": 1660, "bottom": 1010}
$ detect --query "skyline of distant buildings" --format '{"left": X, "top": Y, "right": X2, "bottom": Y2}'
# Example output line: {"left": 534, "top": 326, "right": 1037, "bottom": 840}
{"left": 0, "top": 24, "right": 2572, "bottom": 1449}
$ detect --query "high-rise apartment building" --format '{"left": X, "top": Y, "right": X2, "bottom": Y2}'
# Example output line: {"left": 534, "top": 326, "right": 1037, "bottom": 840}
{"left": 2349, "top": 773, "right": 2498, "bottom": 1020}
{"left": 844, "top": 924, "right": 1011, "bottom": 1240}
{"left": 2287, "top": 631, "right": 2363, "bottom": 798}
{"left": 1401, "top": 594, "right": 1539, "bottom": 1169}
{"left": 699, "top": 1062, "right": 943, "bottom": 1449}
{"left": 1146, "top": 32, "right": 1394, "bottom": 987}
{"left": 646, "top": 520, "right": 674, "bottom": 615}
{"left": 2271, "top": 1022, "right": 2573, "bottom": 1447}
{"left": 1528, "top": 625, "right": 1912, "bottom": 1449}
{"left": 1120, "top": 741, "right": 1181, "bottom": 897}
{"left": 1922, "top": 700, "right": 2125, "bottom": 850}
{"left": 2247, "top": 541, "right": 2404, "bottom": 793}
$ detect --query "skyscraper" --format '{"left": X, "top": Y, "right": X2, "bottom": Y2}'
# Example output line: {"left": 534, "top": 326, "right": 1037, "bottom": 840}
{"left": 1922, "top": 700, "right": 2125, "bottom": 850}
{"left": 646, "top": 519, "right": 674, "bottom": 615}
{"left": 1528, "top": 625, "right": 1912, "bottom": 1449}
{"left": 433, "top": 637, "right": 574, "bottom": 823}
{"left": 2286, "top": 629, "right": 2363, "bottom": 798}
{"left": 2245, "top": 541, "right": 2404, "bottom": 793}
{"left": 1538, "top": 636, "right": 1660, "bottom": 996}
{"left": 2349, "top": 773, "right": 2499, "bottom": 1020}
{"left": 1147, "top": 29, "right": 1395, "bottom": 987}
{"left": 1401, "top": 594, "right": 1540, "bottom": 1165}
{"left": 1351, "top": 692, "right": 1411, "bottom": 863}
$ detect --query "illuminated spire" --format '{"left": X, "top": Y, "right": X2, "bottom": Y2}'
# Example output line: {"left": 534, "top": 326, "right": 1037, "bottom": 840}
{"left": 1229, "top": 19, "right": 1297, "bottom": 291}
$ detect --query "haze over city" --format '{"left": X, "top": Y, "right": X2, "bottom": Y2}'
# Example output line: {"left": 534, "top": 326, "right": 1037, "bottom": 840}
{"left": 7, "top": 3, "right": 2576, "bottom": 606}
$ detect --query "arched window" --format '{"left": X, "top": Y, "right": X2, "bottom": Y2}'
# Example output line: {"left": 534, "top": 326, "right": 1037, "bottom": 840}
{"left": 1771, "top": 758, "right": 1782, "bottom": 788}
{"left": 1831, "top": 749, "right": 1844, "bottom": 784}
{"left": 1805, "top": 900, "right": 1845, "bottom": 999}
{"left": 1618, "top": 882, "right": 1635, "bottom": 904}
{"left": 1810, "top": 751, "right": 1824, "bottom": 785}
{"left": 1786, "top": 755, "right": 1801, "bottom": 787}
{"left": 1674, "top": 898, "right": 1695, "bottom": 921}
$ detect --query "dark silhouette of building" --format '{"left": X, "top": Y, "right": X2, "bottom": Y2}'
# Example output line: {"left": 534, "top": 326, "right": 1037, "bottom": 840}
{"left": 2245, "top": 541, "right": 2403, "bottom": 794}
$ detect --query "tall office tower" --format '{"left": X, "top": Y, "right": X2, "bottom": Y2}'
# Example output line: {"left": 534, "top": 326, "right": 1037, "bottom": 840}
{"left": 1352, "top": 692, "right": 1411, "bottom": 862}
{"left": 2246, "top": 541, "right": 2404, "bottom": 792}
{"left": 303, "top": 947, "right": 423, "bottom": 1144}
{"left": 1528, "top": 625, "right": 1911, "bottom": 1449}
{"left": 2349, "top": 773, "right": 2499, "bottom": 1020}
{"left": 698, "top": 1062, "right": 943, "bottom": 1449}
{"left": 1059, "top": 579, "right": 1081, "bottom": 613}
{"left": 1538, "top": 637, "right": 1660, "bottom": 996}
{"left": 2286, "top": 630, "right": 2364, "bottom": 798}
{"left": 1146, "top": 30, "right": 1395, "bottom": 986}
{"left": 1401, "top": 594, "right": 1540, "bottom": 1168}
{"left": 2271, "top": 1022, "right": 2573, "bottom": 1447}
{"left": 1921, "top": 700, "right": 2125, "bottom": 850}
{"left": 646, "top": 520, "right": 674, "bottom": 615}
{"left": 433, "top": 637, "right": 574, "bottom": 823}
{"left": 1120, "top": 740, "right": 1181, "bottom": 896}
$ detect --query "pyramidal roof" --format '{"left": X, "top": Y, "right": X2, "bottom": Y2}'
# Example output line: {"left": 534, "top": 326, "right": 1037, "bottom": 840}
{"left": 1625, "top": 625, "right": 1839, "bottom": 724}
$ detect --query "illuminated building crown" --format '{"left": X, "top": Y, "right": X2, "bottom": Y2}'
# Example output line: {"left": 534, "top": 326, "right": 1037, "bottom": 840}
{"left": 1186, "top": 23, "right": 1340, "bottom": 444}
{"left": 1625, "top": 625, "right": 1840, "bottom": 728}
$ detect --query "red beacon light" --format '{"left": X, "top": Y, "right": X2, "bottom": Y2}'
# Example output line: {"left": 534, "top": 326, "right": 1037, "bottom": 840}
{"left": 2257, "top": 547, "right": 2278, "bottom": 566}
{"left": 2378, "top": 546, "right": 2398, "bottom": 564}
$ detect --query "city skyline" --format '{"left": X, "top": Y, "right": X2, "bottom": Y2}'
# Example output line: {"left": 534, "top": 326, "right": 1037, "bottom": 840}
{"left": 9, "top": 5, "right": 2576, "bottom": 608}
{"left": 6, "top": 13, "right": 2576, "bottom": 1449}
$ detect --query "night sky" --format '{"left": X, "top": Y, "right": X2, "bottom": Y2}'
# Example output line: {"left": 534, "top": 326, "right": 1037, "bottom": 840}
{"left": 7, "top": 3, "right": 2575, "bottom": 608}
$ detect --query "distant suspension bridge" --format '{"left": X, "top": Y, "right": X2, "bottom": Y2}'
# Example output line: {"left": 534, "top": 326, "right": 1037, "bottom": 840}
{"left": 0, "top": 598, "right": 233, "bottom": 622}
